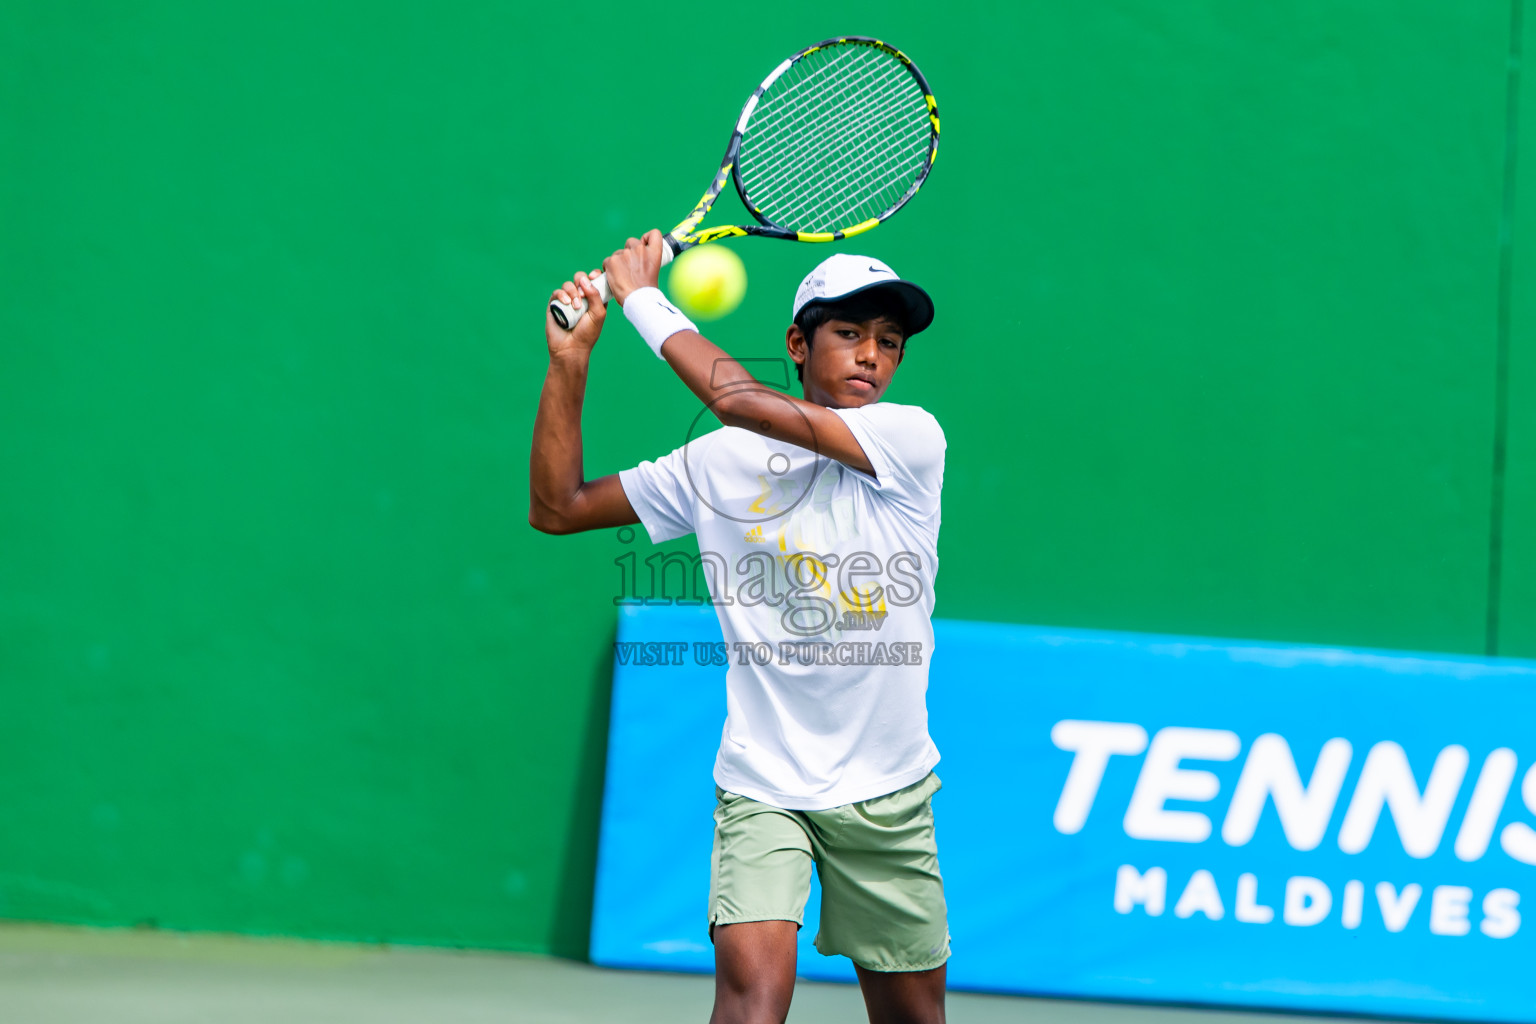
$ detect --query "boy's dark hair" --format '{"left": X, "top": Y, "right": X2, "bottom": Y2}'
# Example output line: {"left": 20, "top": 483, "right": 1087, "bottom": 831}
{"left": 792, "top": 292, "right": 910, "bottom": 382}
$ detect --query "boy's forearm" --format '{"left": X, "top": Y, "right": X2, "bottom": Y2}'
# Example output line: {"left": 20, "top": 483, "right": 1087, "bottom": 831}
{"left": 603, "top": 234, "right": 762, "bottom": 415}
{"left": 529, "top": 351, "right": 591, "bottom": 525}
{"left": 660, "top": 330, "right": 758, "bottom": 412}
{"left": 647, "top": 314, "right": 873, "bottom": 476}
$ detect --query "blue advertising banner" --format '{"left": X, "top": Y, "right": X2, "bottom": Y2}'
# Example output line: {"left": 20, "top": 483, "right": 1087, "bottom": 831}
{"left": 592, "top": 604, "right": 1536, "bottom": 1021}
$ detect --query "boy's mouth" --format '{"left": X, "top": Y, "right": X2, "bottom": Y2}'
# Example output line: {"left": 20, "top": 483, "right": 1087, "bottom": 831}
{"left": 846, "top": 374, "right": 876, "bottom": 392}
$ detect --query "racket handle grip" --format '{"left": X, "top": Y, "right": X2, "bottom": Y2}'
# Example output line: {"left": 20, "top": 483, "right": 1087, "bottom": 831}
{"left": 550, "top": 274, "right": 611, "bottom": 330}
{"left": 548, "top": 244, "right": 676, "bottom": 331}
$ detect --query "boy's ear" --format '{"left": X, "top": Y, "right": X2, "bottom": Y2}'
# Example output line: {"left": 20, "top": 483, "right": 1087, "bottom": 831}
{"left": 786, "top": 324, "right": 810, "bottom": 371}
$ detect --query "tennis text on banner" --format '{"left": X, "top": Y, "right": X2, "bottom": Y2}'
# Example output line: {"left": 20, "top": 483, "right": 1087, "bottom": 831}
{"left": 1051, "top": 720, "right": 1534, "bottom": 938}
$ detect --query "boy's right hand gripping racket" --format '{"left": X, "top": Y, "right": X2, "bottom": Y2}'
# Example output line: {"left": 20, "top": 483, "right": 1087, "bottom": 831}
{"left": 549, "top": 36, "right": 940, "bottom": 330}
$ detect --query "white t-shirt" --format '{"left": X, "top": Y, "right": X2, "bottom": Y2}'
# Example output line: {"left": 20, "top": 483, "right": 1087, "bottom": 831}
{"left": 619, "top": 401, "right": 946, "bottom": 810}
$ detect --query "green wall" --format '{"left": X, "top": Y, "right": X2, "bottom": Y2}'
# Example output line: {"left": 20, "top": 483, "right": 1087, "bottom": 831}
{"left": 0, "top": 1, "right": 1528, "bottom": 957}
{"left": 1503, "top": 1, "right": 1536, "bottom": 655}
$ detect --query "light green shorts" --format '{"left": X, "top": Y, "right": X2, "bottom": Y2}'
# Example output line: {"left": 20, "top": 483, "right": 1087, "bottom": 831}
{"left": 708, "top": 771, "right": 950, "bottom": 973}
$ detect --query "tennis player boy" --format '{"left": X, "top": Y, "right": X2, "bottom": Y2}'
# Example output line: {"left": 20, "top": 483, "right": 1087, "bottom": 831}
{"left": 531, "top": 229, "right": 948, "bottom": 1024}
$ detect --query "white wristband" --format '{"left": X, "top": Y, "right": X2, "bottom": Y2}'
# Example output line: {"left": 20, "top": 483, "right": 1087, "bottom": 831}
{"left": 622, "top": 287, "right": 697, "bottom": 360}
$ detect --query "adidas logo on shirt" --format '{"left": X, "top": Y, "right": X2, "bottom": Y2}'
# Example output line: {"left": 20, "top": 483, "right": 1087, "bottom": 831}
{"left": 743, "top": 525, "right": 767, "bottom": 543}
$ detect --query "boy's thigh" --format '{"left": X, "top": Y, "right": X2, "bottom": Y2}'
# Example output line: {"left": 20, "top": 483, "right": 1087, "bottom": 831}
{"left": 810, "top": 772, "right": 950, "bottom": 972}
{"left": 710, "top": 787, "right": 815, "bottom": 930}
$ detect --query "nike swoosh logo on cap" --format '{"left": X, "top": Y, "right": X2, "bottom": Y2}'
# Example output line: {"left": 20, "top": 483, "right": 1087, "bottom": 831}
{"left": 869, "top": 265, "right": 888, "bottom": 274}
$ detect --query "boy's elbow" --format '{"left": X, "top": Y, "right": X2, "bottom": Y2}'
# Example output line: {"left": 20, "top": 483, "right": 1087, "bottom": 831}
{"left": 528, "top": 505, "right": 572, "bottom": 535}
{"left": 713, "top": 389, "right": 761, "bottom": 431}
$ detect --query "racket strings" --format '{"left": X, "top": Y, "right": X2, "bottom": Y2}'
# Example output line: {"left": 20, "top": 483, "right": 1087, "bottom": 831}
{"left": 739, "top": 47, "right": 873, "bottom": 155}
{"left": 750, "top": 75, "right": 926, "bottom": 224}
{"left": 745, "top": 117, "right": 929, "bottom": 231}
{"left": 741, "top": 50, "right": 917, "bottom": 189}
{"left": 744, "top": 64, "right": 916, "bottom": 200}
{"left": 746, "top": 100, "right": 922, "bottom": 227}
{"left": 737, "top": 43, "right": 932, "bottom": 234}
{"left": 784, "top": 123, "right": 932, "bottom": 231}
{"left": 755, "top": 95, "right": 929, "bottom": 234}
{"left": 765, "top": 118, "right": 925, "bottom": 232}
{"left": 742, "top": 53, "right": 913, "bottom": 196}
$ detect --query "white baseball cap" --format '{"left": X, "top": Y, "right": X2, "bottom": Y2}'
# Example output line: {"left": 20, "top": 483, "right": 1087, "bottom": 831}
{"left": 791, "top": 253, "right": 935, "bottom": 336}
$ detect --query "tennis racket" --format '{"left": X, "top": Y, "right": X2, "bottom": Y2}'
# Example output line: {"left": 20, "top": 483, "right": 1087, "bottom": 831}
{"left": 549, "top": 36, "right": 939, "bottom": 330}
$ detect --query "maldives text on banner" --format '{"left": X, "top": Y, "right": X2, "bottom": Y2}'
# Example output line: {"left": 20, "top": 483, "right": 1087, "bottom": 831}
{"left": 591, "top": 604, "right": 1536, "bottom": 1022}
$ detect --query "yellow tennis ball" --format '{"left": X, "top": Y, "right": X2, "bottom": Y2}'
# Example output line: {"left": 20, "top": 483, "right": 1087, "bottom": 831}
{"left": 666, "top": 245, "right": 747, "bottom": 321}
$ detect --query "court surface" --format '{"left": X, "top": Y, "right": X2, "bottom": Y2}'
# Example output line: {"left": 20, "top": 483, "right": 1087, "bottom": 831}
{"left": 0, "top": 921, "right": 1419, "bottom": 1024}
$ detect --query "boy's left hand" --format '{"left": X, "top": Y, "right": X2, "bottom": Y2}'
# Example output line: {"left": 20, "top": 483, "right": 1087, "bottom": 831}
{"left": 545, "top": 269, "right": 606, "bottom": 357}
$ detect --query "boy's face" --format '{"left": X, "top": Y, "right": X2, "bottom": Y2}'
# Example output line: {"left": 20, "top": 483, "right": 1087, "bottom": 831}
{"left": 787, "top": 315, "right": 906, "bottom": 408}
